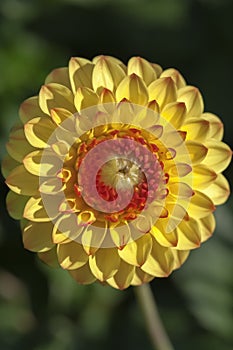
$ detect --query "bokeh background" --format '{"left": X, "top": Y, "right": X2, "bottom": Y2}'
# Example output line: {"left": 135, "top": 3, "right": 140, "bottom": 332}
{"left": 0, "top": 0, "right": 232, "bottom": 349}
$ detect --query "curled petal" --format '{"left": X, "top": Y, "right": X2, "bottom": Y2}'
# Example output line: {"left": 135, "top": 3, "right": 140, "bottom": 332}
{"left": 39, "top": 83, "right": 75, "bottom": 115}
{"left": 6, "top": 127, "right": 35, "bottom": 162}
{"left": 1, "top": 154, "right": 20, "bottom": 178}
{"left": 50, "top": 107, "right": 73, "bottom": 125}
{"left": 127, "top": 56, "right": 157, "bottom": 85}
{"left": 201, "top": 174, "right": 230, "bottom": 205}
{"left": 107, "top": 260, "right": 135, "bottom": 289}
{"left": 167, "top": 163, "right": 192, "bottom": 177}
{"left": 89, "top": 248, "right": 120, "bottom": 281}
{"left": 92, "top": 55, "right": 126, "bottom": 92}
{"left": 69, "top": 263, "right": 96, "bottom": 285}
{"left": 202, "top": 140, "right": 232, "bottom": 173}
{"left": 185, "top": 141, "right": 208, "bottom": 165}
{"left": 182, "top": 119, "right": 210, "bottom": 142}
{"left": 57, "top": 241, "right": 88, "bottom": 270}
{"left": 131, "top": 267, "right": 154, "bottom": 286}
{"left": 169, "top": 182, "right": 193, "bottom": 198}
{"left": 192, "top": 164, "right": 217, "bottom": 189}
{"left": 24, "top": 195, "right": 58, "bottom": 222}
{"left": 177, "top": 86, "right": 204, "bottom": 118}
{"left": 19, "top": 96, "right": 47, "bottom": 124}
{"left": 93, "top": 55, "right": 127, "bottom": 71}
{"left": 161, "top": 102, "right": 187, "bottom": 129}
{"left": 23, "top": 221, "right": 54, "bottom": 252}
{"left": 141, "top": 238, "right": 174, "bottom": 277}
{"left": 171, "top": 250, "right": 190, "bottom": 270}
{"left": 148, "top": 77, "right": 177, "bottom": 110}
{"left": 174, "top": 218, "right": 201, "bottom": 250}
{"left": 74, "top": 87, "right": 98, "bottom": 111}
{"left": 24, "top": 117, "right": 56, "bottom": 148}
{"left": 198, "top": 213, "right": 215, "bottom": 243}
{"left": 187, "top": 191, "right": 215, "bottom": 219}
{"left": 38, "top": 247, "right": 59, "bottom": 267}
{"left": 45, "top": 67, "right": 71, "bottom": 88}
{"left": 115, "top": 74, "right": 149, "bottom": 105}
{"left": 6, "top": 165, "right": 38, "bottom": 195}
{"left": 118, "top": 233, "right": 152, "bottom": 266}
{"left": 202, "top": 112, "right": 223, "bottom": 140}
{"left": 81, "top": 225, "right": 107, "bottom": 256}
{"left": 68, "top": 57, "right": 94, "bottom": 93}
{"left": 6, "top": 191, "right": 29, "bottom": 220}
{"left": 160, "top": 68, "right": 186, "bottom": 89}
{"left": 151, "top": 221, "right": 178, "bottom": 247}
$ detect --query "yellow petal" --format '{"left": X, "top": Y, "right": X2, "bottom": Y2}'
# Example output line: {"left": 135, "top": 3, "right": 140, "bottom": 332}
{"left": 38, "top": 247, "right": 59, "bottom": 267}
{"left": 6, "top": 127, "right": 35, "bottom": 162}
{"left": 185, "top": 140, "right": 208, "bottom": 165}
{"left": 23, "top": 195, "right": 58, "bottom": 222}
{"left": 202, "top": 112, "right": 223, "bottom": 141}
{"left": 107, "top": 260, "right": 135, "bottom": 289}
{"left": 118, "top": 233, "right": 152, "bottom": 266}
{"left": 89, "top": 248, "right": 120, "bottom": 281}
{"left": 177, "top": 86, "right": 204, "bottom": 118}
{"left": 45, "top": 67, "right": 71, "bottom": 88}
{"left": 69, "top": 262, "right": 96, "bottom": 285}
{"left": 74, "top": 87, "right": 98, "bottom": 111}
{"left": 52, "top": 214, "right": 83, "bottom": 244}
{"left": 93, "top": 55, "right": 126, "bottom": 71}
{"left": 24, "top": 117, "right": 56, "bottom": 148}
{"left": 69, "top": 57, "right": 94, "bottom": 93}
{"left": 171, "top": 249, "right": 190, "bottom": 270}
{"left": 23, "top": 221, "right": 54, "bottom": 252}
{"left": 175, "top": 218, "right": 201, "bottom": 250}
{"left": 161, "top": 102, "right": 187, "bottom": 129}
{"left": 39, "top": 83, "right": 75, "bottom": 115}
{"left": 57, "top": 241, "right": 88, "bottom": 270}
{"left": 39, "top": 177, "right": 65, "bottom": 194}
{"left": 141, "top": 238, "right": 174, "bottom": 277}
{"left": 151, "top": 63, "right": 162, "bottom": 77}
{"left": 127, "top": 57, "right": 157, "bottom": 85}
{"left": 19, "top": 96, "right": 47, "bottom": 124}
{"left": 198, "top": 213, "right": 215, "bottom": 242}
{"left": 1, "top": 154, "right": 20, "bottom": 178}
{"left": 98, "top": 88, "right": 116, "bottom": 104}
{"left": 81, "top": 225, "right": 107, "bottom": 256}
{"left": 167, "top": 163, "right": 192, "bottom": 177}
{"left": 151, "top": 221, "right": 178, "bottom": 248}
{"left": 131, "top": 267, "right": 154, "bottom": 286}
{"left": 160, "top": 68, "right": 186, "bottom": 89}
{"left": 6, "top": 165, "right": 38, "bottom": 195}
{"left": 187, "top": 190, "right": 215, "bottom": 219}
{"left": 169, "top": 182, "right": 193, "bottom": 198}
{"left": 148, "top": 77, "right": 177, "bottom": 110}
{"left": 110, "top": 223, "right": 131, "bottom": 249}
{"left": 202, "top": 140, "right": 232, "bottom": 173}
{"left": 115, "top": 74, "right": 149, "bottom": 105}
{"left": 6, "top": 191, "right": 29, "bottom": 220}
{"left": 50, "top": 107, "right": 73, "bottom": 125}
{"left": 192, "top": 164, "right": 217, "bottom": 189}
{"left": 182, "top": 119, "right": 209, "bottom": 142}
{"left": 201, "top": 174, "right": 230, "bottom": 205}
{"left": 92, "top": 55, "right": 126, "bottom": 92}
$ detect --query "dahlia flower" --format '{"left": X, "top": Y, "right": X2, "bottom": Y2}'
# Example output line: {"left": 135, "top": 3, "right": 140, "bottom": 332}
{"left": 2, "top": 55, "right": 231, "bottom": 289}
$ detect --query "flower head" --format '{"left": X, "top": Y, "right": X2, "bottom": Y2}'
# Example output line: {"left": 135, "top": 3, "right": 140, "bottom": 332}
{"left": 3, "top": 55, "right": 231, "bottom": 289}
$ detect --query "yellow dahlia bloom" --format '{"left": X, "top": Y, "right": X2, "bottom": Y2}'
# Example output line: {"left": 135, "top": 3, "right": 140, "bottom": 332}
{"left": 2, "top": 55, "right": 231, "bottom": 289}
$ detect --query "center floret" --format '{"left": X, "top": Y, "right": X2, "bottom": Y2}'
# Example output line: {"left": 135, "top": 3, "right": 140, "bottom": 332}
{"left": 100, "top": 158, "right": 143, "bottom": 190}
{"left": 70, "top": 124, "right": 167, "bottom": 225}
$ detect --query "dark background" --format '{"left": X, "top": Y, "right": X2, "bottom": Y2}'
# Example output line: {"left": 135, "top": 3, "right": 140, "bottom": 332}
{"left": 0, "top": 0, "right": 232, "bottom": 349}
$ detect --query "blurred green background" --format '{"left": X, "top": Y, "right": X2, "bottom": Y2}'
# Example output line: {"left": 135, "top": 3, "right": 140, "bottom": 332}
{"left": 0, "top": 0, "right": 232, "bottom": 349}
